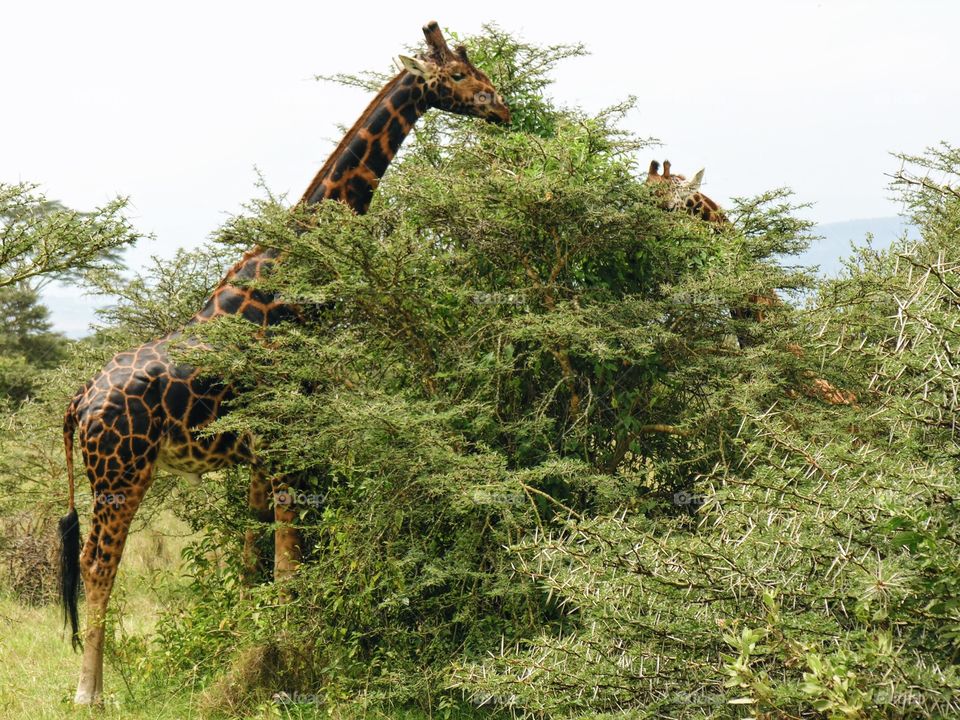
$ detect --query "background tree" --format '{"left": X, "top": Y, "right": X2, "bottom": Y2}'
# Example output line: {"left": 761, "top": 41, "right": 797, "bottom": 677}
{"left": 0, "top": 182, "right": 137, "bottom": 288}
{"left": 0, "top": 282, "right": 67, "bottom": 403}
{"left": 0, "top": 182, "right": 138, "bottom": 404}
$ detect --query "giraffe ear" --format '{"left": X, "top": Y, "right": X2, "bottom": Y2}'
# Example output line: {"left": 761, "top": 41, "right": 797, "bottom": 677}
{"left": 687, "top": 168, "right": 705, "bottom": 192}
{"left": 398, "top": 55, "right": 431, "bottom": 79}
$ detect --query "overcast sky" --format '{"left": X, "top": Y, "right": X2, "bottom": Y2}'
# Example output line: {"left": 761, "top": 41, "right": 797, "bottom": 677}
{"left": 2, "top": 1, "right": 957, "bottom": 334}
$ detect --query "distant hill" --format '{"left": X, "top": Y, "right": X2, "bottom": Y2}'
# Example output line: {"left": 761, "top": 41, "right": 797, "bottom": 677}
{"left": 791, "top": 216, "right": 918, "bottom": 277}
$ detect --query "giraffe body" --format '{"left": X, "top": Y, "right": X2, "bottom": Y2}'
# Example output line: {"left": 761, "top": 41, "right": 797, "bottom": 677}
{"left": 59, "top": 21, "right": 509, "bottom": 705}
{"left": 646, "top": 158, "right": 854, "bottom": 405}
{"left": 70, "top": 336, "right": 253, "bottom": 482}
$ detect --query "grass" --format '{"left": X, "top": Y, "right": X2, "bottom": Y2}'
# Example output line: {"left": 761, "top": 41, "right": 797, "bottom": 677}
{"left": 0, "top": 508, "right": 202, "bottom": 719}
{"left": 0, "top": 507, "right": 487, "bottom": 720}
{"left": 0, "top": 594, "right": 485, "bottom": 720}
{"left": 0, "top": 596, "right": 203, "bottom": 719}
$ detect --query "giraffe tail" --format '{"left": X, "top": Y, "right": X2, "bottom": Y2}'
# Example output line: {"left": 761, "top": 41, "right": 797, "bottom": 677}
{"left": 58, "top": 395, "right": 82, "bottom": 652}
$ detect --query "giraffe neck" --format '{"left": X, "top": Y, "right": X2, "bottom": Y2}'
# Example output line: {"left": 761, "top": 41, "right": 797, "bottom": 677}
{"left": 192, "top": 71, "right": 428, "bottom": 327}
{"left": 684, "top": 191, "right": 726, "bottom": 224}
{"left": 301, "top": 70, "right": 427, "bottom": 212}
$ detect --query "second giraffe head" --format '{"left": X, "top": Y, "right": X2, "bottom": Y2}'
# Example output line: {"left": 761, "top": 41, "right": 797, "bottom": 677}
{"left": 646, "top": 160, "right": 705, "bottom": 212}
{"left": 398, "top": 21, "right": 511, "bottom": 125}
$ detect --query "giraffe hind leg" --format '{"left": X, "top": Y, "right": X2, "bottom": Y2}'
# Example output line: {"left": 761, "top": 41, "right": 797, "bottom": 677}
{"left": 74, "top": 457, "right": 156, "bottom": 705}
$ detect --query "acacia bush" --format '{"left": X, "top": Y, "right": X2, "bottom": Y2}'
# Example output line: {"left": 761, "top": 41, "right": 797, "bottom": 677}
{"left": 134, "top": 28, "right": 831, "bottom": 717}
{"left": 449, "top": 148, "right": 960, "bottom": 718}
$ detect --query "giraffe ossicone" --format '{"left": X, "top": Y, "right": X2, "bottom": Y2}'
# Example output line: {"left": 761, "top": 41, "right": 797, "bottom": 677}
{"left": 647, "top": 157, "right": 768, "bottom": 340}
{"left": 57, "top": 20, "right": 509, "bottom": 706}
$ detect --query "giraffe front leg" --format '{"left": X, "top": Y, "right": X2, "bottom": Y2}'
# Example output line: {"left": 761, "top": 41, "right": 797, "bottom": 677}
{"left": 270, "top": 476, "right": 302, "bottom": 581}
{"left": 242, "top": 466, "right": 274, "bottom": 584}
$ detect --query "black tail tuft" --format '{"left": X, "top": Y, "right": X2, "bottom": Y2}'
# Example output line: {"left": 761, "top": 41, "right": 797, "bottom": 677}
{"left": 58, "top": 508, "right": 81, "bottom": 652}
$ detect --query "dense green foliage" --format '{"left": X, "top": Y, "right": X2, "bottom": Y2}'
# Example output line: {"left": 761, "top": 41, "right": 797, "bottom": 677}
{"left": 137, "top": 30, "right": 840, "bottom": 717}
{"left": 2, "top": 26, "right": 960, "bottom": 720}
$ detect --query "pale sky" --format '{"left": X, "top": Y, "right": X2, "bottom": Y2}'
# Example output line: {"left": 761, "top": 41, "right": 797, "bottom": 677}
{"left": 2, "top": 0, "right": 957, "bottom": 334}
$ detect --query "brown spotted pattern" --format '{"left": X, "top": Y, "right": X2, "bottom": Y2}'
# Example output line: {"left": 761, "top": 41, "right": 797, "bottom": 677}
{"left": 60, "top": 20, "right": 510, "bottom": 706}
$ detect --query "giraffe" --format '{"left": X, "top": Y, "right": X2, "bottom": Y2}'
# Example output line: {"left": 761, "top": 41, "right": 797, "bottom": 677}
{"left": 57, "top": 21, "right": 509, "bottom": 706}
{"left": 646, "top": 159, "right": 775, "bottom": 339}
{"left": 646, "top": 159, "right": 855, "bottom": 405}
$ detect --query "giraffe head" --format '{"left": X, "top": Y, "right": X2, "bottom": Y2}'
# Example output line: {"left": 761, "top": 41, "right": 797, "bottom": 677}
{"left": 646, "top": 160, "right": 705, "bottom": 212}
{"left": 397, "top": 21, "right": 511, "bottom": 125}
{"left": 646, "top": 159, "right": 724, "bottom": 223}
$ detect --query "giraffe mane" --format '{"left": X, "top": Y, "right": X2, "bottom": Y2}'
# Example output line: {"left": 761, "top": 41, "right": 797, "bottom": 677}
{"left": 299, "top": 70, "right": 408, "bottom": 206}
{"left": 209, "top": 71, "right": 412, "bottom": 296}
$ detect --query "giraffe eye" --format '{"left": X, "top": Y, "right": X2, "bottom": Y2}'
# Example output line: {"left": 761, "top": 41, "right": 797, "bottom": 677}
{"left": 450, "top": 72, "right": 466, "bottom": 82}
